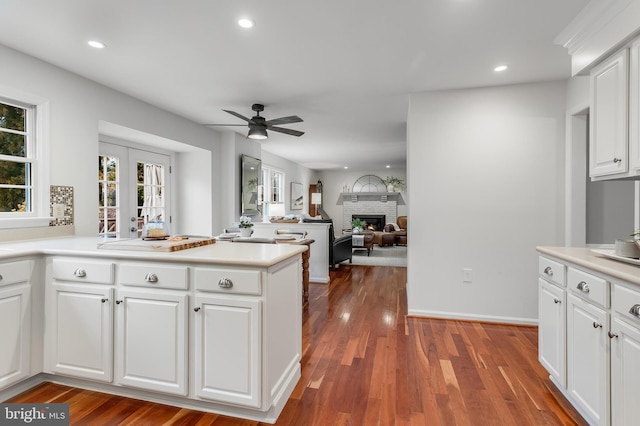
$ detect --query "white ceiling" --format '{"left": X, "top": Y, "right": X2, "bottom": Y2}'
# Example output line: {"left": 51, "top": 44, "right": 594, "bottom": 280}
{"left": 0, "top": 0, "right": 589, "bottom": 170}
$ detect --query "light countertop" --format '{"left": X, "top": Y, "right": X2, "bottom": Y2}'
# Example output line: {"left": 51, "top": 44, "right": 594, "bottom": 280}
{"left": 537, "top": 246, "right": 640, "bottom": 286}
{"left": 0, "top": 236, "right": 307, "bottom": 267}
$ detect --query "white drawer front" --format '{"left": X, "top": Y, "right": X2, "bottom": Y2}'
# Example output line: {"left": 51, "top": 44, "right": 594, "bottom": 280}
{"left": 567, "top": 267, "right": 609, "bottom": 308}
{"left": 613, "top": 283, "right": 640, "bottom": 325}
{"left": 0, "top": 260, "right": 32, "bottom": 287}
{"left": 194, "top": 267, "right": 261, "bottom": 295}
{"left": 119, "top": 263, "right": 188, "bottom": 289}
{"left": 539, "top": 256, "right": 565, "bottom": 287}
{"left": 52, "top": 258, "right": 114, "bottom": 284}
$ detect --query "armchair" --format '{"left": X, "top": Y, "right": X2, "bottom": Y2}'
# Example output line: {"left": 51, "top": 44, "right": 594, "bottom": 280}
{"left": 331, "top": 233, "right": 353, "bottom": 268}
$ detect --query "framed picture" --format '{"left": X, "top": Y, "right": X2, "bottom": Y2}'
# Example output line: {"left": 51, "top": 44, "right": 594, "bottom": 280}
{"left": 290, "top": 182, "right": 303, "bottom": 210}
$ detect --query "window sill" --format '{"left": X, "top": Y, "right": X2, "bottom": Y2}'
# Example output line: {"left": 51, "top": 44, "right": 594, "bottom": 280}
{"left": 0, "top": 217, "right": 52, "bottom": 230}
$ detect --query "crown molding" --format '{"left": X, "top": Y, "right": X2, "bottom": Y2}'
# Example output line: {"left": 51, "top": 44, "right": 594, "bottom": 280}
{"left": 554, "top": 0, "right": 640, "bottom": 74}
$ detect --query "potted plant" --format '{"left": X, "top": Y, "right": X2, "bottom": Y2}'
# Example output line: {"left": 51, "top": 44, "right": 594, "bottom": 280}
{"left": 352, "top": 218, "right": 364, "bottom": 234}
{"left": 239, "top": 215, "right": 254, "bottom": 237}
{"left": 382, "top": 176, "right": 405, "bottom": 192}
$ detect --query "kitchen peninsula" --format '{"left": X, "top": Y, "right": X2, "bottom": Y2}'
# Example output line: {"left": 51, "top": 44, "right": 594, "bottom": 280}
{"left": 0, "top": 237, "right": 306, "bottom": 424}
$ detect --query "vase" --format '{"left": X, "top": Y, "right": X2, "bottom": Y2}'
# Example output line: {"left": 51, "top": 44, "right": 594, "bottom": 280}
{"left": 240, "top": 228, "right": 252, "bottom": 237}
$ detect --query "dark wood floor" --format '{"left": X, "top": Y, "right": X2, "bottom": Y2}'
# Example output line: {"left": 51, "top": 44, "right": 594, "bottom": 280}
{"left": 9, "top": 264, "right": 586, "bottom": 425}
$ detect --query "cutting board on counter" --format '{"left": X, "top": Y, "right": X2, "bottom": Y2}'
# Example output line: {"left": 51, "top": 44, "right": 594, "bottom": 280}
{"left": 97, "top": 237, "right": 215, "bottom": 252}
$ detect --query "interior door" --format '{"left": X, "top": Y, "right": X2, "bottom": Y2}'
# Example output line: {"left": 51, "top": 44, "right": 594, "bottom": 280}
{"left": 99, "top": 142, "right": 171, "bottom": 238}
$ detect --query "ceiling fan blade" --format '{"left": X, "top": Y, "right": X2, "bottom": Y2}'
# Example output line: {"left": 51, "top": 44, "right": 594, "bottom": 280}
{"left": 268, "top": 126, "right": 305, "bottom": 137}
{"left": 265, "top": 115, "right": 303, "bottom": 126}
{"left": 222, "top": 109, "right": 253, "bottom": 123}
{"left": 203, "top": 123, "right": 248, "bottom": 127}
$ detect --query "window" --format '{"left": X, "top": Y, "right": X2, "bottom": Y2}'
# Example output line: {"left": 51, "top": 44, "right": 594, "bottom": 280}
{"left": 98, "top": 155, "right": 119, "bottom": 237}
{"left": 0, "top": 99, "right": 34, "bottom": 215}
{"left": 262, "top": 166, "right": 285, "bottom": 217}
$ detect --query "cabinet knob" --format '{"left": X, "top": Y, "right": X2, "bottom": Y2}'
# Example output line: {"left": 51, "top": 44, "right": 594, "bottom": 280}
{"left": 543, "top": 266, "right": 553, "bottom": 276}
{"left": 629, "top": 304, "right": 640, "bottom": 317}
{"left": 116, "top": 299, "right": 123, "bottom": 304}
{"left": 593, "top": 321, "right": 603, "bottom": 329}
{"left": 101, "top": 298, "right": 108, "bottom": 303}
{"left": 613, "top": 158, "right": 622, "bottom": 164}
{"left": 218, "top": 278, "right": 233, "bottom": 288}
{"left": 577, "top": 281, "right": 590, "bottom": 293}
{"left": 144, "top": 273, "right": 158, "bottom": 283}
{"left": 608, "top": 331, "right": 619, "bottom": 339}
{"left": 553, "top": 298, "right": 561, "bottom": 304}
{"left": 194, "top": 307, "right": 201, "bottom": 312}
{"left": 73, "top": 268, "right": 87, "bottom": 278}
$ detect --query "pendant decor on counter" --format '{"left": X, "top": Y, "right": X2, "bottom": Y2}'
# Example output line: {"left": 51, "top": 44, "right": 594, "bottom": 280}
{"left": 240, "top": 228, "right": 252, "bottom": 237}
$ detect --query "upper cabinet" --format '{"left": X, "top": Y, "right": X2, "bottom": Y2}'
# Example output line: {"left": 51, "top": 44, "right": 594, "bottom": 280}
{"left": 590, "top": 48, "right": 629, "bottom": 179}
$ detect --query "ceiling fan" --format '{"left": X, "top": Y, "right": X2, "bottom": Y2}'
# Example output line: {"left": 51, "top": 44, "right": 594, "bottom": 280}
{"left": 204, "top": 104, "right": 304, "bottom": 140}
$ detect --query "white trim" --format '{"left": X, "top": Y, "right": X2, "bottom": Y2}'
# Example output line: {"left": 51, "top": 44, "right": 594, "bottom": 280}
{"left": 565, "top": 103, "right": 589, "bottom": 247}
{"left": 0, "top": 217, "right": 51, "bottom": 229}
{"left": 407, "top": 309, "right": 538, "bottom": 326}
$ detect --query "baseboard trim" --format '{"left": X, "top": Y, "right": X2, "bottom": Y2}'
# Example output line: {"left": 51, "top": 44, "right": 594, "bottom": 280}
{"left": 407, "top": 308, "right": 537, "bottom": 326}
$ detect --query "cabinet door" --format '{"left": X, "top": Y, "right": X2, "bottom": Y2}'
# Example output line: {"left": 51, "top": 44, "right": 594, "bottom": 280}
{"left": 115, "top": 290, "right": 188, "bottom": 396}
{"left": 629, "top": 38, "right": 640, "bottom": 171}
{"left": 538, "top": 279, "right": 565, "bottom": 387}
{"left": 567, "top": 293, "right": 609, "bottom": 426}
{"left": 590, "top": 48, "right": 629, "bottom": 177}
{"left": 0, "top": 284, "right": 30, "bottom": 390}
{"left": 611, "top": 317, "right": 640, "bottom": 426}
{"left": 48, "top": 283, "right": 113, "bottom": 382}
{"left": 194, "top": 295, "right": 261, "bottom": 408}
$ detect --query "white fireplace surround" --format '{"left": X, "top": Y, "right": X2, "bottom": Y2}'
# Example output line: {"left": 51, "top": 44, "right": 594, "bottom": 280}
{"left": 343, "top": 200, "right": 397, "bottom": 231}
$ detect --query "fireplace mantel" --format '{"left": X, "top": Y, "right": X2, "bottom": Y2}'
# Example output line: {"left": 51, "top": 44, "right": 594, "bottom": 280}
{"left": 339, "top": 192, "right": 403, "bottom": 204}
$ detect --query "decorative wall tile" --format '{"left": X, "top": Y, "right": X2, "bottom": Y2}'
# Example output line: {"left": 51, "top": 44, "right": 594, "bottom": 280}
{"left": 49, "top": 185, "right": 74, "bottom": 226}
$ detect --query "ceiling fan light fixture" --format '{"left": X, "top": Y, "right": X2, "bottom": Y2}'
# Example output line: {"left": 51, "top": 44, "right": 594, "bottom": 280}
{"left": 248, "top": 127, "right": 268, "bottom": 140}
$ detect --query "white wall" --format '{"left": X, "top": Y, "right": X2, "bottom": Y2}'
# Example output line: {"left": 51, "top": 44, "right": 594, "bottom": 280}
{"left": 0, "top": 43, "right": 222, "bottom": 237}
{"left": 261, "top": 150, "right": 315, "bottom": 217}
{"left": 407, "top": 81, "right": 566, "bottom": 324}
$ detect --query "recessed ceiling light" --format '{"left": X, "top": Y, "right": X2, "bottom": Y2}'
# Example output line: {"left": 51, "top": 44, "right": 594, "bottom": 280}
{"left": 494, "top": 65, "right": 508, "bottom": 72}
{"left": 344, "top": 166, "right": 348, "bottom": 169}
{"left": 88, "top": 40, "right": 106, "bottom": 49}
{"left": 386, "top": 165, "right": 391, "bottom": 168}
{"left": 238, "top": 18, "right": 255, "bottom": 28}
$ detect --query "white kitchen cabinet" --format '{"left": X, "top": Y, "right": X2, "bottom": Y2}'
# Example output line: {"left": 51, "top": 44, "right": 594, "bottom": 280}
{"left": 47, "top": 283, "right": 114, "bottom": 382}
{"left": 566, "top": 292, "right": 609, "bottom": 425}
{"left": 609, "top": 281, "right": 640, "bottom": 426}
{"left": 0, "top": 283, "right": 31, "bottom": 390}
{"left": 538, "top": 278, "right": 565, "bottom": 387}
{"left": 590, "top": 48, "right": 629, "bottom": 179}
{"left": 194, "top": 294, "right": 261, "bottom": 407}
{"left": 115, "top": 288, "right": 188, "bottom": 395}
{"left": 0, "top": 259, "right": 32, "bottom": 391}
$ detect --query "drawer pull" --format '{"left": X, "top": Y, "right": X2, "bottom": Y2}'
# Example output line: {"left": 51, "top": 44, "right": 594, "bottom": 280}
{"left": 608, "top": 331, "right": 619, "bottom": 339}
{"left": 101, "top": 298, "right": 108, "bottom": 303}
{"left": 629, "top": 304, "right": 640, "bottom": 317}
{"left": 543, "top": 266, "right": 553, "bottom": 276}
{"left": 73, "top": 268, "right": 87, "bottom": 278}
{"left": 194, "top": 307, "right": 201, "bottom": 312}
{"left": 553, "top": 298, "right": 561, "bottom": 304}
{"left": 218, "top": 278, "right": 233, "bottom": 288}
{"left": 593, "top": 322, "right": 603, "bottom": 329}
{"left": 144, "top": 273, "right": 158, "bottom": 283}
{"left": 576, "top": 281, "right": 590, "bottom": 293}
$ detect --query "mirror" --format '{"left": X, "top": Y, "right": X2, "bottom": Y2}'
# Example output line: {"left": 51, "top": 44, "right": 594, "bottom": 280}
{"left": 241, "top": 154, "right": 262, "bottom": 216}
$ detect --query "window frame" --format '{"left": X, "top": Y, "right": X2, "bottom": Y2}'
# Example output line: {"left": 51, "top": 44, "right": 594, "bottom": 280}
{"left": 262, "top": 165, "right": 285, "bottom": 218}
{"left": 0, "top": 89, "right": 50, "bottom": 229}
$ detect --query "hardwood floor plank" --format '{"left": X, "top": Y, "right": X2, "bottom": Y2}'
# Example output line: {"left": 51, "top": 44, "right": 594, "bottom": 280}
{"left": 6, "top": 264, "right": 588, "bottom": 425}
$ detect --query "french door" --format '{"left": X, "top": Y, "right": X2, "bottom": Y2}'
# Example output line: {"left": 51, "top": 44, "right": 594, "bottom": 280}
{"left": 98, "top": 142, "right": 172, "bottom": 238}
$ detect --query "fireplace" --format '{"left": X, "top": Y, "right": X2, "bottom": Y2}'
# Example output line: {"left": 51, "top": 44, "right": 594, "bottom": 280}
{"left": 352, "top": 214, "right": 385, "bottom": 231}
